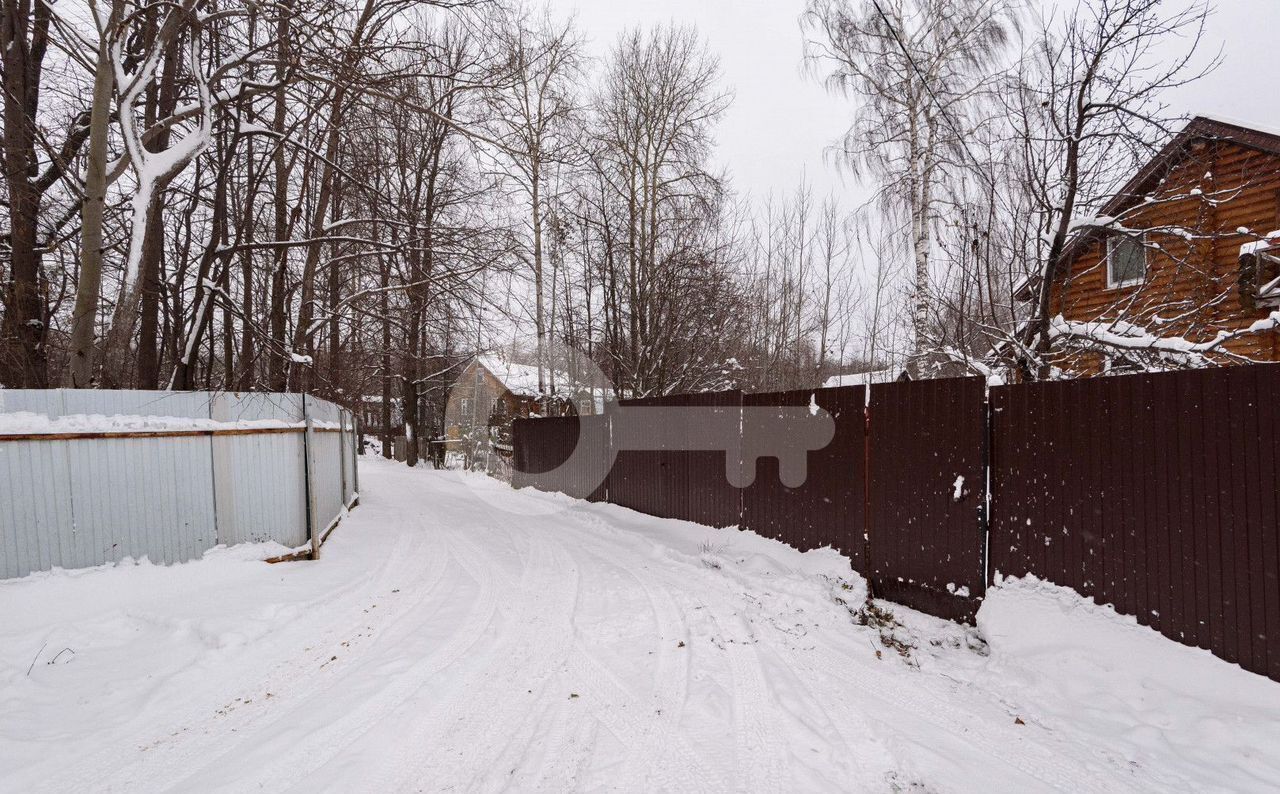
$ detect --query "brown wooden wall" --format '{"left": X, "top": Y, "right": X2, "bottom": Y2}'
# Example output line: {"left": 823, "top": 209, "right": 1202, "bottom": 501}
{"left": 1053, "top": 138, "right": 1280, "bottom": 370}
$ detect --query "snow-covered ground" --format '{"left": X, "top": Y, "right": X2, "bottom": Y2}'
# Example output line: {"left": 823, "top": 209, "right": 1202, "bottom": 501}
{"left": 2, "top": 458, "right": 1278, "bottom": 792}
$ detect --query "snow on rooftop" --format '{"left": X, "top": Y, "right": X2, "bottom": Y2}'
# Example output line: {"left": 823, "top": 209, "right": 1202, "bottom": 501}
{"left": 1190, "top": 112, "right": 1280, "bottom": 142}
{"left": 822, "top": 369, "right": 899, "bottom": 389}
{"left": 475, "top": 355, "right": 612, "bottom": 400}
{"left": 1239, "top": 230, "right": 1280, "bottom": 257}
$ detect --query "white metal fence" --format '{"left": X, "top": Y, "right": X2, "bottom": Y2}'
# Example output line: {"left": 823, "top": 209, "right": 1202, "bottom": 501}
{"left": 0, "top": 390, "right": 358, "bottom": 579}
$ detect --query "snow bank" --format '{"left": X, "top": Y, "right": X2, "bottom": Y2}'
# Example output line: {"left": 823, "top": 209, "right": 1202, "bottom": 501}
{"left": 977, "top": 575, "right": 1280, "bottom": 791}
{"left": 5, "top": 459, "right": 1278, "bottom": 792}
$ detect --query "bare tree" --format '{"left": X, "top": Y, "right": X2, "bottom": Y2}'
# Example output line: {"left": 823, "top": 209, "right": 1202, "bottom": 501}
{"left": 1009, "top": 0, "right": 1218, "bottom": 376}
{"left": 803, "top": 0, "right": 1017, "bottom": 367}
{"left": 583, "top": 24, "right": 735, "bottom": 396}
{"left": 483, "top": 5, "right": 582, "bottom": 403}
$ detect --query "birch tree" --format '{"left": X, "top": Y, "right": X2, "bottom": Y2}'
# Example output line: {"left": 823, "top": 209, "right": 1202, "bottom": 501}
{"left": 803, "top": 0, "right": 1016, "bottom": 368}
{"left": 483, "top": 6, "right": 582, "bottom": 402}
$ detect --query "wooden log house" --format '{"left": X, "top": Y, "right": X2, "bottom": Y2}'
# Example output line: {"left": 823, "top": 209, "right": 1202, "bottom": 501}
{"left": 1024, "top": 116, "right": 1280, "bottom": 374}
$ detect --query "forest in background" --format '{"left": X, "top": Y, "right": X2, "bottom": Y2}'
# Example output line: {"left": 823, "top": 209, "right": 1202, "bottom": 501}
{"left": 3, "top": 0, "right": 1265, "bottom": 463}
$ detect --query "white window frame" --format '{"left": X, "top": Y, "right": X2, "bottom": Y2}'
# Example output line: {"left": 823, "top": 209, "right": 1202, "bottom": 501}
{"left": 1106, "top": 233, "right": 1148, "bottom": 289}
{"left": 459, "top": 397, "right": 472, "bottom": 418}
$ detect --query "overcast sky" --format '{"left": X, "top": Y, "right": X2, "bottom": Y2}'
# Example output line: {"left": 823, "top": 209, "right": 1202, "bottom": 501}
{"left": 546, "top": 0, "right": 1280, "bottom": 208}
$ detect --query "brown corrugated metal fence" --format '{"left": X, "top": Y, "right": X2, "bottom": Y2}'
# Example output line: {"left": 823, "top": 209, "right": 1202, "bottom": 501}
{"left": 610, "top": 391, "right": 743, "bottom": 527}
{"left": 511, "top": 414, "right": 608, "bottom": 502}
{"left": 990, "top": 364, "right": 1280, "bottom": 681}
{"left": 512, "top": 364, "right": 1280, "bottom": 681}
{"left": 741, "top": 386, "right": 867, "bottom": 566}
{"left": 868, "top": 377, "right": 987, "bottom": 622}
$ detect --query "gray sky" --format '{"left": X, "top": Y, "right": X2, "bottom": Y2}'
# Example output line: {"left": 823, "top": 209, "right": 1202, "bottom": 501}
{"left": 547, "top": 0, "right": 1280, "bottom": 206}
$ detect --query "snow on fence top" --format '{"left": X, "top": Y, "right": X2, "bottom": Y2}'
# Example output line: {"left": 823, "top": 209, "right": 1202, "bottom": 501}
{"left": 0, "top": 390, "right": 358, "bottom": 580}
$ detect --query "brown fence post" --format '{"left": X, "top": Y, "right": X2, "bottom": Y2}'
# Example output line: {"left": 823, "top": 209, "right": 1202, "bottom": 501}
{"left": 862, "top": 399, "right": 874, "bottom": 598}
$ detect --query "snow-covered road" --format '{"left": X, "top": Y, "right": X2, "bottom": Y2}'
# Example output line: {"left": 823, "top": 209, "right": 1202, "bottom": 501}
{"left": 3, "top": 459, "right": 1279, "bottom": 792}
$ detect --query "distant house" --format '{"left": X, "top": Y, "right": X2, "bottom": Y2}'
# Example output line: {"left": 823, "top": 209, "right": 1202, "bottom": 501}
{"left": 821, "top": 368, "right": 903, "bottom": 389}
{"left": 445, "top": 355, "right": 610, "bottom": 454}
{"left": 358, "top": 394, "right": 402, "bottom": 440}
{"left": 1024, "top": 116, "right": 1280, "bottom": 374}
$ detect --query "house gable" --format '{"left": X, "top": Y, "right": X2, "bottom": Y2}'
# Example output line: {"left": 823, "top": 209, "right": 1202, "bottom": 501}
{"left": 1051, "top": 117, "right": 1280, "bottom": 369}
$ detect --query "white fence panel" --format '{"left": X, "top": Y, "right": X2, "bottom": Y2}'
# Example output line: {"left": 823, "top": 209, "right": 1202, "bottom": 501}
{"left": 211, "top": 393, "right": 308, "bottom": 548}
{"left": 59, "top": 389, "right": 211, "bottom": 420}
{"left": 0, "top": 439, "right": 75, "bottom": 579}
{"left": 211, "top": 391, "right": 304, "bottom": 424}
{"left": 0, "top": 390, "right": 356, "bottom": 579}
{"left": 66, "top": 435, "right": 217, "bottom": 567}
{"left": 0, "top": 389, "right": 65, "bottom": 416}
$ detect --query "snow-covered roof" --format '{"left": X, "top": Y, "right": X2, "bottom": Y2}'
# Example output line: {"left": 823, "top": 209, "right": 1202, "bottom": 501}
{"left": 475, "top": 355, "right": 613, "bottom": 401}
{"left": 1239, "top": 230, "right": 1280, "bottom": 257}
{"left": 822, "top": 368, "right": 899, "bottom": 389}
{"left": 476, "top": 356, "right": 545, "bottom": 398}
{"left": 1189, "top": 112, "right": 1280, "bottom": 143}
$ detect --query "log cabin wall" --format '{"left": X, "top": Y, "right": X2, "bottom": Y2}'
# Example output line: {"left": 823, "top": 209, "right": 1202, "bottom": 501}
{"left": 1051, "top": 125, "right": 1280, "bottom": 374}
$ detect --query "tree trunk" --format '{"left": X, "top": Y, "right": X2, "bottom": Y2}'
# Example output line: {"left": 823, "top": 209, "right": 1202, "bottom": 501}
{"left": 66, "top": 13, "right": 116, "bottom": 388}
{"left": 0, "top": 0, "right": 51, "bottom": 388}
{"left": 268, "top": 2, "right": 291, "bottom": 392}
{"left": 531, "top": 159, "right": 546, "bottom": 399}
{"left": 135, "top": 191, "right": 167, "bottom": 388}
{"left": 136, "top": 32, "right": 182, "bottom": 389}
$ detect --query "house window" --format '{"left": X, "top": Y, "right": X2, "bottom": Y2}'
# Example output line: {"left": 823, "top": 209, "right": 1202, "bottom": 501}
{"left": 1107, "top": 234, "right": 1147, "bottom": 289}
{"left": 1103, "top": 354, "right": 1141, "bottom": 376}
{"left": 460, "top": 397, "right": 472, "bottom": 418}
{"left": 1240, "top": 248, "right": 1280, "bottom": 310}
{"left": 579, "top": 399, "right": 592, "bottom": 415}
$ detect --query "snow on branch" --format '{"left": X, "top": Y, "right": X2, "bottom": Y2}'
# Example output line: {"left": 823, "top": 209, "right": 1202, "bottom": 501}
{"left": 1049, "top": 312, "right": 1280, "bottom": 363}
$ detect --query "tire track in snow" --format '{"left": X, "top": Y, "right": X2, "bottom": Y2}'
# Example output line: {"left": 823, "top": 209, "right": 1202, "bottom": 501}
{"left": 554, "top": 510, "right": 755, "bottom": 789}
{"left": 519, "top": 691, "right": 601, "bottom": 792}
{"left": 723, "top": 638, "right": 786, "bottom": 793}
{"left": 562, "top": 642, "right": 728, "bottom": 794}
{"left": 65, "top": 518, "right": 439, "bottom": 794}
{"left": 750, "top": 639, "right": 900, "bottom": 789}
{"left": 614, "top": 549, "right": 786, "bottom": 793}
{"left": 553, "top": 511, "right": 698, "bottom": 788}
{"left": 800, "top": 644, "right": 1123, "bottom": 793}
{"left": 379, "top": 527, "right": 581, "bottom": 792}
{"left": 550, "top": 504, "right": 789, "bottom": 792}
{"left": 553, "top": 508, "right": 792, "bottom": 792}
{"left": 221, "top": 524, "right": 503, "bottom": 794}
